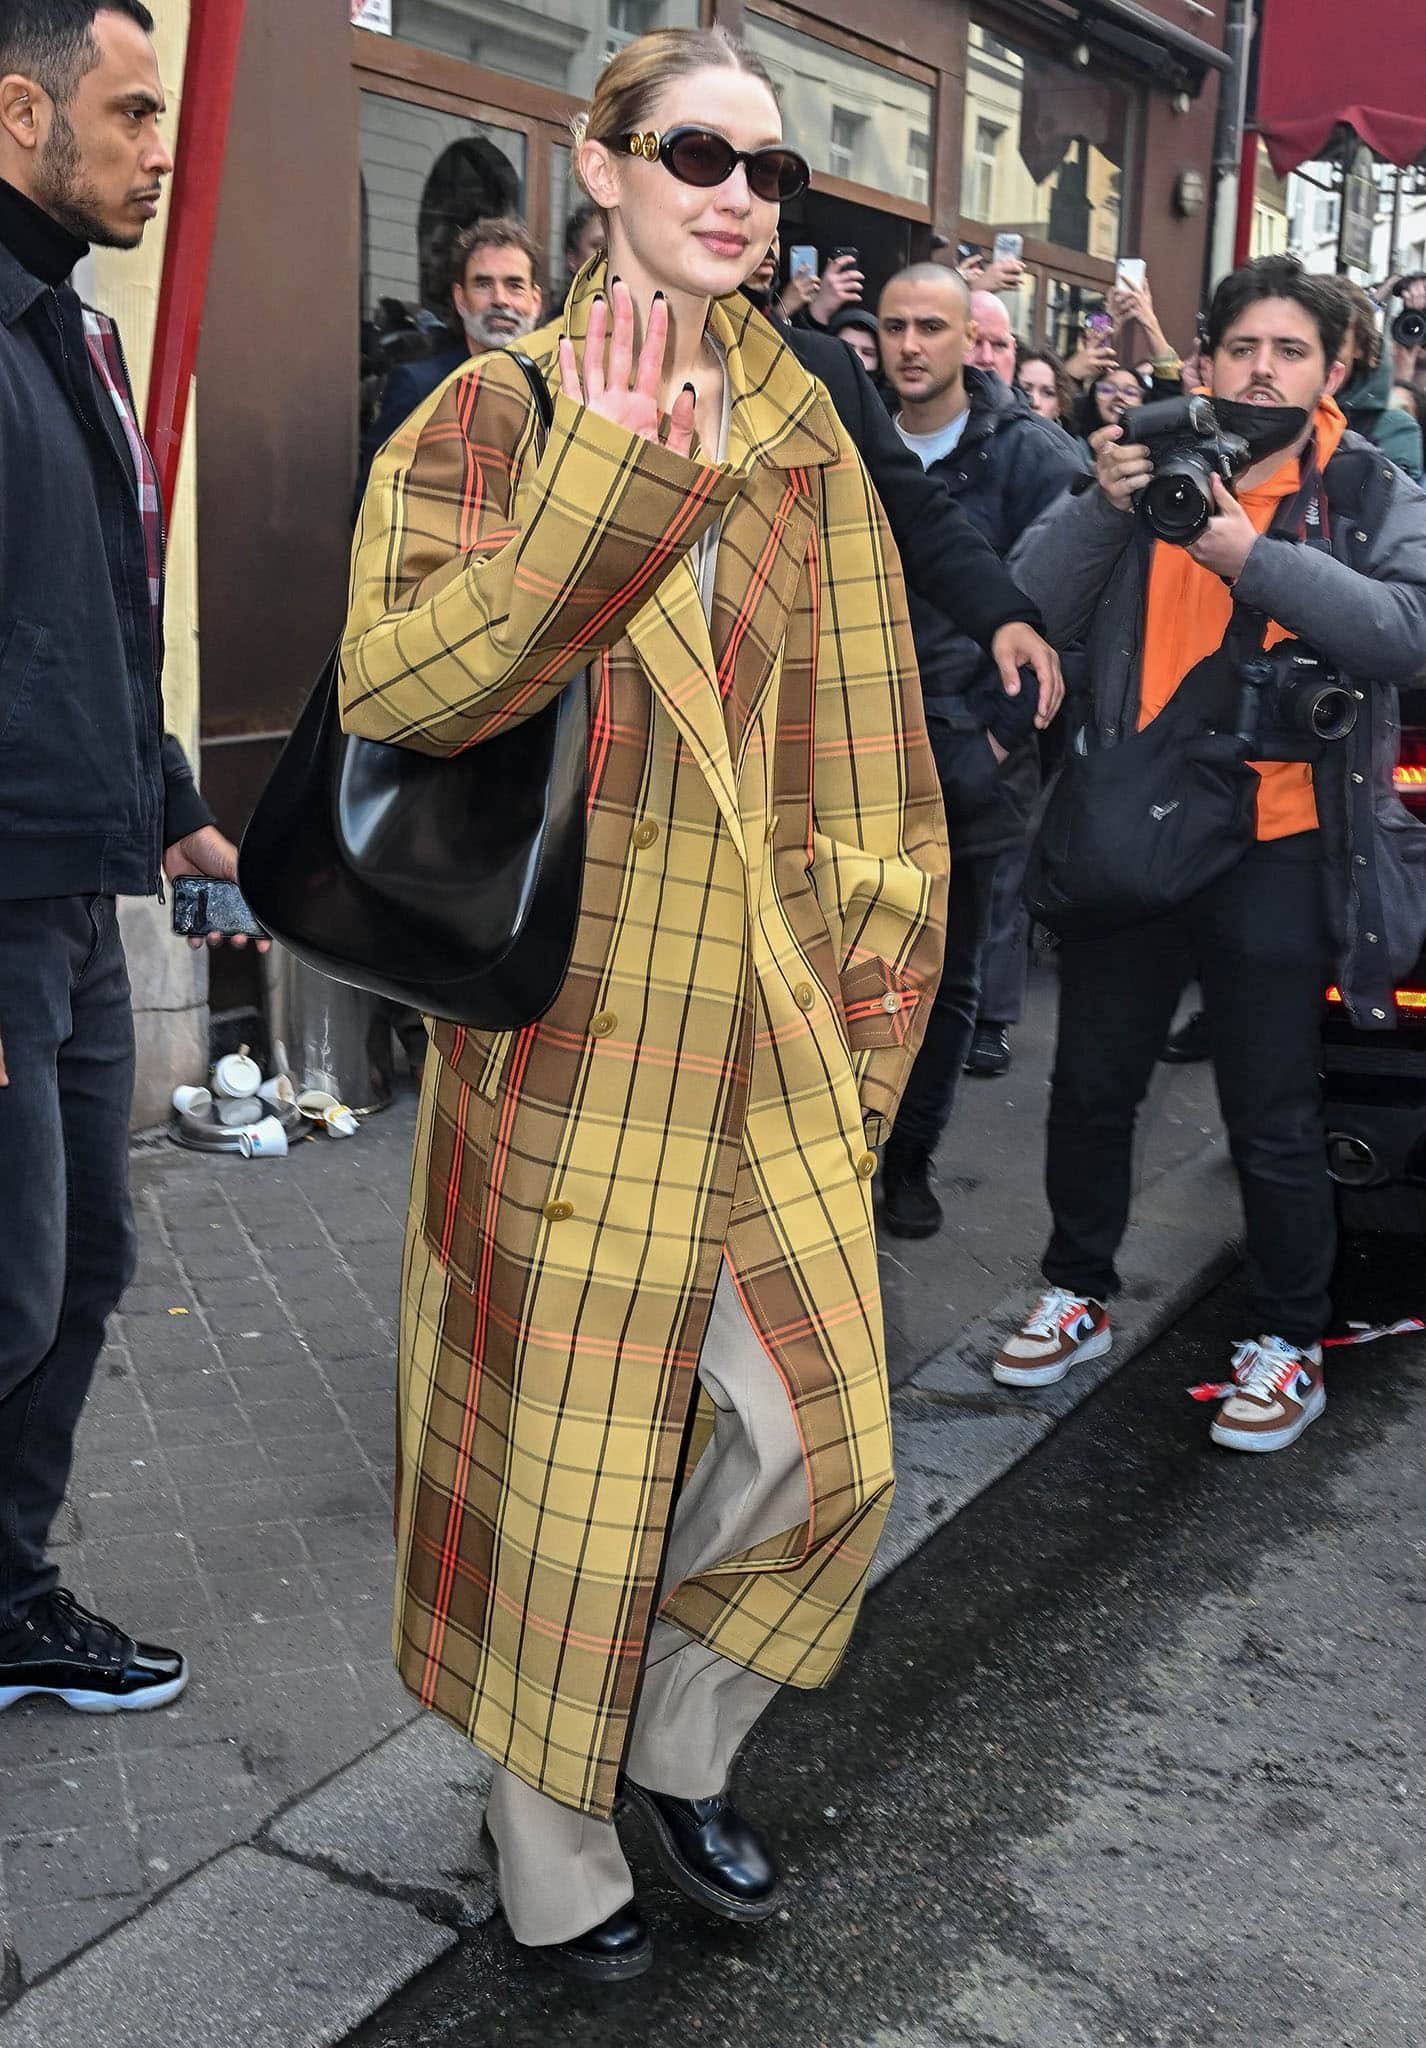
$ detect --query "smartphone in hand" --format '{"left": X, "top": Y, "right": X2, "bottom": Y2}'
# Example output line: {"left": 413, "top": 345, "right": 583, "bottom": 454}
{"left": 993, "top": 231, "right": 1024, "bottom": 262}
{"left": 789, "top": 244, "right": 818, "bottom": 280}
{"left": 1115, "top": 256, "right": 1147, "bottom": 293}
{"left": 170, "top": 876, "right": 266, "bottom": 940}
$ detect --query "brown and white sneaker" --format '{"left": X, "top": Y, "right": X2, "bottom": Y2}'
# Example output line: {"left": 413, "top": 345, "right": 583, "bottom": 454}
{"left": 1206, "top": 1337, "right": 1325, "bottom": 1453}
{"left": 991, "top": 1288, "right": 1111, "bottom": 1387}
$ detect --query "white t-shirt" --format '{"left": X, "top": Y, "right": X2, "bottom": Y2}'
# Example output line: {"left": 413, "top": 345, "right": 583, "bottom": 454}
{"left": 894, "top": 408, "right": 970, "bottom": 469}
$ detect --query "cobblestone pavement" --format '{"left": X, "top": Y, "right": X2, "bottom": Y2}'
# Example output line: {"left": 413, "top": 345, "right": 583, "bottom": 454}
{"left": 0, "top": 967, "right": 1222, "bottom": 2003}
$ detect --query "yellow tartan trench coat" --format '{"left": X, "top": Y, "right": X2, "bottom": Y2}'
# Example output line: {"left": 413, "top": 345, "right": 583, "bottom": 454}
{"left": 341, "top": 265, "right": 949, "bottom": 1819}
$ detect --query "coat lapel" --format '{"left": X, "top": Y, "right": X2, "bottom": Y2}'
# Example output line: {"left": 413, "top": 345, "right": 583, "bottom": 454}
{"left": 624, "top": 553, "right": 747, "bottom": 857}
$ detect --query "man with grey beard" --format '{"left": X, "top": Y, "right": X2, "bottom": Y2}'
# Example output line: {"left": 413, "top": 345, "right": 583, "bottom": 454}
{"left": 357, "top": 216, "right": 543, "bottom": 500}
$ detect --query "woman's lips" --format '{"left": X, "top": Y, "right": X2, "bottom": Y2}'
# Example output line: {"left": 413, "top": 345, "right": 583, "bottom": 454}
{"left": 697, "top": 234, "right": 748, "bottom": 258}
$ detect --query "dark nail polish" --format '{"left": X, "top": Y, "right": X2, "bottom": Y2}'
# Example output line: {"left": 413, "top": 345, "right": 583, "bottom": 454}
{"left": 654, "top": 290, "right": 666, "bottom": 302}
{"left": 682, "top": 381, "right": 696, "bottom": 395}
{"left": 611, "top": 274, "right": 622, "bottom": 287}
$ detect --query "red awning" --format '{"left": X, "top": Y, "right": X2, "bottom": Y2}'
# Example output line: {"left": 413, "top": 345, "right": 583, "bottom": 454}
{"left": 1256, "top": 0, "right": 1426, "bottom": 175}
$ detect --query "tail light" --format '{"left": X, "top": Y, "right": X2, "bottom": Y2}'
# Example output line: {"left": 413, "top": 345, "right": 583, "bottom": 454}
{"left": 1327, "top": 985, "right": 1426, "bottom": 1014}
{"left": 1397, "top": 731, "right": 1426, "bottom": 805}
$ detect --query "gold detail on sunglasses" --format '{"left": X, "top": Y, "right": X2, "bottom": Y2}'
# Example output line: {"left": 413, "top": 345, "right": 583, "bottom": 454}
{"left": 629, "top": 131, "right": 660, "bottom": 161}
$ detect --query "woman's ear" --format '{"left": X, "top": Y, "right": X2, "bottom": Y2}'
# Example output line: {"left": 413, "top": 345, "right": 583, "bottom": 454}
{"left": 578, "top": 138, "right": 621, "bottom": 213}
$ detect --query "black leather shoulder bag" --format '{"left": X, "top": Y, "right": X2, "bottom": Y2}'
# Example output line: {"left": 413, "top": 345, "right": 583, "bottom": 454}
{"left": 239, "top": 354, "right": 589, "bottom": 1028}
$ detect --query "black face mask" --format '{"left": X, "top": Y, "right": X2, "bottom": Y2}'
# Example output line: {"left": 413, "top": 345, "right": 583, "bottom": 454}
{"left": 1211, "top": 397, "right": 1310, "bottom": 461}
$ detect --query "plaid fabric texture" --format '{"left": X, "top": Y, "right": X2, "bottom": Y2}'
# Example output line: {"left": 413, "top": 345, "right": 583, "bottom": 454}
{"left": 343, "top": 264, "right": 949, "bottom": 1819}
{"left": 83, "top": 308, "right": 163, "bottom": 661}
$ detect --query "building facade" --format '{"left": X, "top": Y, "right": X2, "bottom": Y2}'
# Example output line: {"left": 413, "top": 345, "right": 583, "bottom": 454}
{"left": 133, "top": 0, "right": 1230, "bottom": 1104}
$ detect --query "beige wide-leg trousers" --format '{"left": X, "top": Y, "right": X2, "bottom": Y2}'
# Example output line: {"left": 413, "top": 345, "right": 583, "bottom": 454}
{"left": 484, "top": 1262, "right": 810, "bottom": 1946}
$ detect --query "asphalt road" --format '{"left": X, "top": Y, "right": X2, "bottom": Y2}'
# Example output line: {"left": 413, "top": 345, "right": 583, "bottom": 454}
{"left": 350, "top": 1232, "right": 1426, "bottom": 2048}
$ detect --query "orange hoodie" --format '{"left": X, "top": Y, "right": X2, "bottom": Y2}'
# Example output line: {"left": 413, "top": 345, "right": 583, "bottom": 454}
{"left": 1138, "top": 394, "right": 1347, "bottom": 840}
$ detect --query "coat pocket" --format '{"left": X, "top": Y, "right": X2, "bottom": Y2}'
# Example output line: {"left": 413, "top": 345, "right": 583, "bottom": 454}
{"left": 0, "top": 617, "right": 45, "bottom": 747}
{"left": 419, "top": 1025, "right": 514, "bottom": 1292}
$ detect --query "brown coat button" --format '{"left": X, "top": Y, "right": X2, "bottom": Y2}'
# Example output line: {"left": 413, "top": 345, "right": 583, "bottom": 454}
{"left": 881, "top": 992, "right": 900, "bottom": 1014}
{"left": 632, "top": 821, "right": 660, "bottom": 849}
{"left": 589, "top": 1011, "right": 617, "bottom": 1037}
{"left": 543, "top": 1199, "right": 575, "bottom": 1222}
{"left": 856, "top": 1152, "right": 878, "bottom": 1180}
{"left": 794, "top": 982, "right": 816, "bottom": 1011}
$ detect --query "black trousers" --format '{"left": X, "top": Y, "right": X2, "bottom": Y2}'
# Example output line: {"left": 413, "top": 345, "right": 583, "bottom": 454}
{"left": 890, "top": 852, "right": 996, "bottom": 1153}
{"left": 0, "top": 898, "right": 136, "bottom": 1633}
{"left": 1042, "top": 834, "right": 1335, "bottom": 1348}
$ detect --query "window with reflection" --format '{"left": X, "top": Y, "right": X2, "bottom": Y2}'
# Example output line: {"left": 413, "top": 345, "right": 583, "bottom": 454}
{"left": 962, "top": 23, "right": 1131, "bottom": 260}
{"left": 743, "top": 14, "right": 934, "bottom": 207}
{"left": 386, "top": 0, "right": 698, "bottom": 99}
{"left": 358, "top": 92, "right": 528, "bottom": 445}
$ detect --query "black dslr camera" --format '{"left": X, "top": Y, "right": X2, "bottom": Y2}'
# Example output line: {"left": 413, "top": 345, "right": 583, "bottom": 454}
{"left": 1121, "top": 395, "right": 1251, "bottom": 545}
{"left": 1391, "top": 275, "right": 1426, "bottom": 350}
{"left": 1232, "top": 644, "right": 1357, "bottom": 762}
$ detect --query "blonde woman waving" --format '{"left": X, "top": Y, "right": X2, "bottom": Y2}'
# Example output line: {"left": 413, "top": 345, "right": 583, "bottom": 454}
{"left": 344, "top": 24, "right": 948, "bottom": 1984}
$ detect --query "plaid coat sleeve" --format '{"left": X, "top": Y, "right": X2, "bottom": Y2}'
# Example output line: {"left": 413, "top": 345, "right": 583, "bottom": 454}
{"left": 341, "top": 352, "right": 738, "bottom": 755}
{"left": 808, "top": 417, "right": 950, "bottom": 1138}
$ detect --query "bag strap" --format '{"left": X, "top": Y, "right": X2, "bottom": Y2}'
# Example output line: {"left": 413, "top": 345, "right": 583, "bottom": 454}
{"left": 507, "top": 350, "right": 554, "bottom": 446}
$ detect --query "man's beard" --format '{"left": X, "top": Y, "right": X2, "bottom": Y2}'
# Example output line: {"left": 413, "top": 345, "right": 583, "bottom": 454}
{"left": 462, "top": 305, "right": 536, "bottom": 351}
{"left": 33, "top": 106, "right": 139, "bottom": 250}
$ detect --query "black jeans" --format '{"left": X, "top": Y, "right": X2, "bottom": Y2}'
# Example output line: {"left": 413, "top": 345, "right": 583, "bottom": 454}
{"left": 890, "top": 853, "right": 996, "bottom": 1153}
{"left": 976, "top": 841, "right": 1032, "bottom": 1028}
{"left": 0, "top": 897, "right": 136, "bottom": 1632}
{"left": 1043, "top": 834, "right": 1334, "bottom": 1348}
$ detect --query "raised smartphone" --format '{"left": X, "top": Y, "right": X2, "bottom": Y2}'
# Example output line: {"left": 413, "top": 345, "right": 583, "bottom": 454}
{"left": 993, "top": 231, "right": 1024, "bottom": 261}
{"left": 788, "top": 244, "right": 818, "bottom": 280}
{"left": 1116, "top": 256, "right": 1147, "bottom": 292}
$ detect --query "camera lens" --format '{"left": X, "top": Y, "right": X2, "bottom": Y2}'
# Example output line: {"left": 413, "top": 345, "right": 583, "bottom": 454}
{"left": 1142, "top": 462, "right": 1214, "bottom": 544}
{"left": 1392, "top": 307, "right": 1426, "bottom": 349}
{"left": 1302, "top": 685, "right": 1358, "bottom": 742}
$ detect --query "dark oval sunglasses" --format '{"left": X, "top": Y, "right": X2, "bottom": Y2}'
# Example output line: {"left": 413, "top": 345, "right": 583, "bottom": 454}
{"left": 622, "top": 127, "right": 811, "bottom": 204}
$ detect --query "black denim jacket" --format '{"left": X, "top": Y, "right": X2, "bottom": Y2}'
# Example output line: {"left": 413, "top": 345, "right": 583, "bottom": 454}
{"left": 0, "top": 205, "right": 210, "bottom": 900}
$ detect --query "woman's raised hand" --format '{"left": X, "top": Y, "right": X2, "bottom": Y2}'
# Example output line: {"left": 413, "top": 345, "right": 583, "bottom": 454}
{"left": 558, "top": 280, "right": 697, "bottom": 459}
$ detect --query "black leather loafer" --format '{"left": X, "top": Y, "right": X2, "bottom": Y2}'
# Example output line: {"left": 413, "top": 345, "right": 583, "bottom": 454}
{"left": 480, "top": 1821, "right": 653, "bottom": 1983}
{"left": 620, "top": 1779, "right": 780, "bottom": 1923}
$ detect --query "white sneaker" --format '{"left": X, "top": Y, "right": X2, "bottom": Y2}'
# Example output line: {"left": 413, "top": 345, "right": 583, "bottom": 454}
{"left": 992, "top": 1288, "right": 1112, "bottom": 1387}
{"left": 1208, "top": 1337, "right": 1325, "bottom": 1453}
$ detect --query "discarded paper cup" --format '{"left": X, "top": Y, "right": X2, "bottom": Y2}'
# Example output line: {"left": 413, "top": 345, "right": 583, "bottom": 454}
{"left": 215, "top": 1094, "right": 264, "bottom": 1128}
{"left": 297, "top": 1089, "right": 340, "bottom": 1120}
{"left": 237, "top": 1116, "right": 289, "bottom": 1159}
{"left": 214, "top": 1049, "right": 263, "bottom": 1098}
{"left": 324, "top": 1106, "right": 359, "bottom": 1138}
{"left": 258, "top": 1074, "right": 296, "bottom": 1112}
{"left": 172, "top": 1084, "right": 212, "bottom": 1118}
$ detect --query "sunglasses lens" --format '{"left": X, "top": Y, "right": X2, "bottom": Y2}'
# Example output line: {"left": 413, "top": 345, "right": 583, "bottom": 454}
{"left": 750, "top": 150, "right": 808, "bottom": 202}
{"left": 667, "top": 132, "right": 737, "bottom": 188}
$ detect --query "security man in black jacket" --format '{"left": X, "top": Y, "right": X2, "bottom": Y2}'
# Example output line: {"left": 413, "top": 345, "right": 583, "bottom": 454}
{"left": 0, "top": 0, "right": 247, "bottom": 1716}
{"left": 875, "top": 262, "right": 1086, "bottom": 1236}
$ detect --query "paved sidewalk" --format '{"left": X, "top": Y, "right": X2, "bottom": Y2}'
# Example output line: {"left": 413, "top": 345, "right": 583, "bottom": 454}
{"left": 0, "top": 961, "right": 1229, "bottom": 2040}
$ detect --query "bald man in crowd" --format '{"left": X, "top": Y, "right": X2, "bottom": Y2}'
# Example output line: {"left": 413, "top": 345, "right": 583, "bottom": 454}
{"left": 874, "top": 262, "right": 1085, "bottom": 1238}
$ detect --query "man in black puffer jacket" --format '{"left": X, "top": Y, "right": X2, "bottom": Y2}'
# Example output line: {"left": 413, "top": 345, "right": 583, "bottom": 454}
{"left": 0, "top": 0, "right": 249, "bottom": 1718}
{"left": 874, "top": 263, "right": 1087, "bottom": 1237}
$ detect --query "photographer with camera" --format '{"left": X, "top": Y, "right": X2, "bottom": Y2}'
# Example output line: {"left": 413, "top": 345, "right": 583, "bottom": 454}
{"left": 991, "top": 256, "right": 1426, "bottom": 1455}
{"left": 1337, "top": 281, "right": 1422, "bottom": 481}
{"left": 1378, "top": 271, "right": 1426, "bottom": 386}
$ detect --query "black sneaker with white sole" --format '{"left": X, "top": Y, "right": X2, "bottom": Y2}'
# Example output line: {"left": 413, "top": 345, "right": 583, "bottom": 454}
{"left": 0, "top": 1588, "right": 188, "bottom": 1713}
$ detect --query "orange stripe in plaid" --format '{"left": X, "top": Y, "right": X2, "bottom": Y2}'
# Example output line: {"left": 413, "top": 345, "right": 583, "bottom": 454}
{"left": 587, "top": 651, "right": 613, "bottom": 814}
{"left": 718, "top": 478, "right": 800, "bottom": 702}
{"left": 419, "top": 1024, "right": 537, "bottom": 1704}
{"left": 437, "top": 1077, "right": 472, "bottom": 1269}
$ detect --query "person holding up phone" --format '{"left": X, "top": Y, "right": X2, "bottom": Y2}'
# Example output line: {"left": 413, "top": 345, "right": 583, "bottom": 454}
{"left": 799, "top": 244, "right": 865, "bottom": 330}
